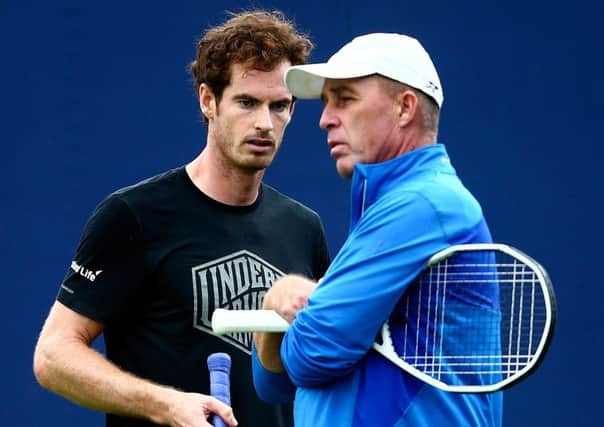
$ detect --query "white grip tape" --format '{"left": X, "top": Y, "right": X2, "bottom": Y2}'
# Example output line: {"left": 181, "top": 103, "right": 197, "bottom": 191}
{"left": 211, "top": 309, "right": 290, "bottom": 334}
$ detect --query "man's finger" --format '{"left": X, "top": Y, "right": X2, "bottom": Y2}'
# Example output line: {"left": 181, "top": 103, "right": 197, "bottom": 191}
{"left": 206, "top": 397, "right": 238, "bottom": 427}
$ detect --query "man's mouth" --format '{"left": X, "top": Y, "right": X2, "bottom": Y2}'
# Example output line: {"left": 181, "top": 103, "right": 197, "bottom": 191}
{"left": 328, "top": 140, "right": 347, "bottom": 157}
{"left": 244, "top": 137, "right": 274, "bottom": 152}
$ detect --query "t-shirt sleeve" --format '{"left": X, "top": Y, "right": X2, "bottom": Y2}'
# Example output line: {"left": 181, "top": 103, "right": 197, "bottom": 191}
{"left": 57, "top": 194, "right": 146, "bottom": 325}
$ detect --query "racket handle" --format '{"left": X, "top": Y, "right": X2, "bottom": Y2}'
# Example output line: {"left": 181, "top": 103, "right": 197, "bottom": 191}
{"left": 212, "top": 309, "right": 290, "bottom": 334}
{"left": 207, "top": 352, "right": 231, "bottom": 427}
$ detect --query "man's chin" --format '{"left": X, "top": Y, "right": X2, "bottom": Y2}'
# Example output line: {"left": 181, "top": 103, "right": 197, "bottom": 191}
{"left": 336, "top": 161, "right": 354, "bottom": 179}
{"left": 238, "top": 157, "right": 274, "bottom": 173}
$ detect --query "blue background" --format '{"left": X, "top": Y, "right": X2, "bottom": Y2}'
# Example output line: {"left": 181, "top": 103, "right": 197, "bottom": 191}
{"left": 3, "top": 0, "right": 602, "bottom": 425}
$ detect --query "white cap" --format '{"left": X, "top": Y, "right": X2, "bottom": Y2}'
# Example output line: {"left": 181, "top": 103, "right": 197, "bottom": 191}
{"left": 285, "top": 33, "right": 443, "bottom": 107}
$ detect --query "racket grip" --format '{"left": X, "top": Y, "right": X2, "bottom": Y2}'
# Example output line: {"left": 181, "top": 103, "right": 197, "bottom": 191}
{"left": 207, "top": 352, "right": 231, "bottom": 427}
{"left": 212, "top": 308, "right": 290, "bottom": 334}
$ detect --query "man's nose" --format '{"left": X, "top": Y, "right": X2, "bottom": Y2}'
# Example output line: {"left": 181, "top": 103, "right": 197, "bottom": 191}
{"left": 254, "top": 106, "right": 274, "bottom": 131}
{"left": 319, "top": 104, "right": 339, "bottom": 130}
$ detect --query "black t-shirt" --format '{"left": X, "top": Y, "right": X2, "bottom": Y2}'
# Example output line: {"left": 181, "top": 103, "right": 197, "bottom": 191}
{"left": 58, "top": 166, "right": 331, "bottom": 427}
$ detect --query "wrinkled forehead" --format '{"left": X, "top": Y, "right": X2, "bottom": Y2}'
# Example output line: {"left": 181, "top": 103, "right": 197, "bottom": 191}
{"left": 225, "top": 61, "right": 293, "bottom": 99}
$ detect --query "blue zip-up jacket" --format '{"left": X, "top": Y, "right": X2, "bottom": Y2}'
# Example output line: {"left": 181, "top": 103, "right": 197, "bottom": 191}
{"left": 252, "top": 144, "right": 503, "bottom": 426}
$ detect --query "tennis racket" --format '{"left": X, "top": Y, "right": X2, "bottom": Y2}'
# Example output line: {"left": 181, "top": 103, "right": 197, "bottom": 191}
{"left": 212, "top": 243, "right": 556, "bottom": 393}
{"left": 207, "top": 353, "right": 231, "bottom": 427}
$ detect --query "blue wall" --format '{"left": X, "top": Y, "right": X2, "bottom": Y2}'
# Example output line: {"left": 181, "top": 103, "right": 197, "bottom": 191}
{"left": 3, "top": 1, "right": 602, "bottom": 425}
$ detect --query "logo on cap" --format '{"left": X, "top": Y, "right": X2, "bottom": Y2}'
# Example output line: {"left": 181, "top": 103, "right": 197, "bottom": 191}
{"left": 425, "top": 81, "right": 439, "bottom": 94}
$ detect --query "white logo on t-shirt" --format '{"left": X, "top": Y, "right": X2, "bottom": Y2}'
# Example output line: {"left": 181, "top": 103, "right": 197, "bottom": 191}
{"left": 191, "top": 250, "right": 284, "bottom": 354}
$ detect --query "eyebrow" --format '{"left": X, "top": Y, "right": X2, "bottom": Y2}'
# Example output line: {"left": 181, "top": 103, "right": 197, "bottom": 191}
{"left": 321, "top": 85, "right": 356, "bottom": 102}
{"left": 328, "top": 85, "right": 354, "bottom": 95}
{"left": 232, "top": 93, "right": 293, "bottom": 104}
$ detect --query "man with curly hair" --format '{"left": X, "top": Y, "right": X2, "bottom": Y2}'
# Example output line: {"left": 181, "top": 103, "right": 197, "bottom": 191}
{"left": 34, "top": 10, "right": 330, "bottom": 427}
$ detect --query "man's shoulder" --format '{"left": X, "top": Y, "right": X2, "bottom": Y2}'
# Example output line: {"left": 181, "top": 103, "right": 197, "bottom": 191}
{"left": 261, "top": 183, "right": 321, "bottom": 221}
{"left": 101, "top": 166, "right": 190, "bottom": 208}
{"left": 113, "top": 166, "right": 186, "bottom": 198}
{"left": 85, "top": 166, "right": 191, "bottom": 223}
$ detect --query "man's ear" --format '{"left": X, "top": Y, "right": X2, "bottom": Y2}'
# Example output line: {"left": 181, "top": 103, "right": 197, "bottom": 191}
{"left": 397, "top": 90, "right": 419, "bottom": 128}
{"left": 279, "top": 96, "right": 295, "bottom": 126}
{"left": 199, "top": 83, "right": 216, "bottom": 120}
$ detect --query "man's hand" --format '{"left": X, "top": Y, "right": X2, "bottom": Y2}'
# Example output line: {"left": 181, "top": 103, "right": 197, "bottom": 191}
{"left": 163, "top": 390, "right": 237, "bottom": 427}
{"left": 262, "top": 274, "right": 317, "bottom": 322}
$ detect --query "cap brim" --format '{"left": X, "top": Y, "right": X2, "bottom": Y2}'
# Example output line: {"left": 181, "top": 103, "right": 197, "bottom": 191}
{"left": 285, "top": 63, "right": 375, "bottom": 99}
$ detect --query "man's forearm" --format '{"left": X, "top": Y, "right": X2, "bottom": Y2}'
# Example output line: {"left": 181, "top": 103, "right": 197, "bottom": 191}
{"left": 253, "top": 274, "right": 318, "bottom": 373}
{"left": 253, "top": 332, "right": 285, "bottom": 372}
{"left": 34, "top": 338, "right": 176, "bottom": 425}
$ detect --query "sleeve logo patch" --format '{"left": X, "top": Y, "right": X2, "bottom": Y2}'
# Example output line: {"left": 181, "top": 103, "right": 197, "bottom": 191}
{"left": 70, "top": 261, "right": 103, "bottom": 282}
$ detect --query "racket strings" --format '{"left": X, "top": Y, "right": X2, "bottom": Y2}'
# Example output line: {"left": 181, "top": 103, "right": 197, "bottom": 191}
{"left": 394, "top": 251, "right": 547, "bottom": 385}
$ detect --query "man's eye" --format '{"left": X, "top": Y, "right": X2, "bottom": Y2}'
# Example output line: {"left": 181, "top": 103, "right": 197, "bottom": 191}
{"left": 239, "top": 99, "right": 255, "bottom": 107}
{"left": 271, "top": 102, "right": 289, "bottom": 112}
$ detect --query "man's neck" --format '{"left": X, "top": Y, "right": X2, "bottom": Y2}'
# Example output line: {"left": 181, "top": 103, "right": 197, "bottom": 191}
{"left": 394, "top": 128, "right": 437, "bottom": 158}
{"left": 186, "top": 148, "right": 264, "bottom": 206}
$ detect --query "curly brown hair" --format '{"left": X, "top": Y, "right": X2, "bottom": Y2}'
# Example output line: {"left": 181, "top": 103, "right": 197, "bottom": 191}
{"left": 190, "top": 10, "right": 313, "bottom": 104}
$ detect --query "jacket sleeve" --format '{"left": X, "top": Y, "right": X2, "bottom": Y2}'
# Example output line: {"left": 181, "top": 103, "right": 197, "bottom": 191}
{"left": 280, "top": 192, "right": 451, "bottom": 387}
{"left": 251, "top": 343, "right": 296, "bottom": 403}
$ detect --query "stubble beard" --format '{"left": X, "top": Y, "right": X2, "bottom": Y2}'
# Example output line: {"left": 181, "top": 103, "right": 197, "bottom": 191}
{"left": 215, "top": 135, "right": 275, "bottom": 174}
{"left": 212, "top": 117, "right": 280, "bottom": 174}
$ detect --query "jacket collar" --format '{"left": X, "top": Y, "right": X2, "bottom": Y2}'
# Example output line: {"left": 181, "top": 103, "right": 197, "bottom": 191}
{"left": 349, "top": 143, "right": 455, "bottom": 230}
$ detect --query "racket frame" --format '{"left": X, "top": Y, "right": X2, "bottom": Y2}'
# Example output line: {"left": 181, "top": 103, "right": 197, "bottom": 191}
{"left": 372, "top": 243, "right": 556, "bottom": 393}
